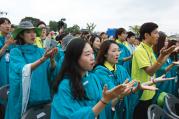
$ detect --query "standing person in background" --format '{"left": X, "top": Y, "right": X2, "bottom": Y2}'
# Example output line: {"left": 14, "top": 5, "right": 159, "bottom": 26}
{"left": 167, "top": 39, "right": 179, "bottom": 96}
{"left": 5, "top": 21, "right": 57, "bottom": 119}
{"left": 132, "top": 22, "right": 176, "bottom": 119}
{"left": 115, "top": 28, "right": 132, "bottom": 75}
{"left": 34, "top": 21, "right": 47, "bottom": 48}
{"left": 0, "top": 17, "right": 16, "bottom": 119}
{"left": 153, "top": 31, "right": 179, "bottom": 103}
{"left": 89, "top": 34, "right": 101, "bottom": 58}
{"left": 126, "top": 31, "right": 136, "bottom": 54}
{"left": 100, "top": 32, "right": 108, "bottom": 43}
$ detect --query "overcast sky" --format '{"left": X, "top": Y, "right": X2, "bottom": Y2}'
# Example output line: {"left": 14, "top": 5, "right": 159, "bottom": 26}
{"left": 1, "top": 0, "right": 179, "bottom": 35}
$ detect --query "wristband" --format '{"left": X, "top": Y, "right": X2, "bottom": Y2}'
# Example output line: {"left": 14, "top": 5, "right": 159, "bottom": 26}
{"left": 100, "top": 99, "right": 108, "bottom": 105}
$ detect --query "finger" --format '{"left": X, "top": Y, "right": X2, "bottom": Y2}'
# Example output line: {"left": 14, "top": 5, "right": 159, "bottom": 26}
{"left": 160, "top": 47, "right": 166, "bottom": 53}
{"left": 112, "top": 84, "right": 126, "bottom": 94}
{"left": 127, "top": 80, "right": 136, "bottom": 87}
{"left": 103, "top": 84, "right": 108, "bottom": 93}
{"left": 46, "top": 48, "right": 51, "bottom": 52}
{"left": 166, "top": 45, "right": 176, "bottom": 54}
{"left": 123, "top": 79, "right": 129, "bottom": 84}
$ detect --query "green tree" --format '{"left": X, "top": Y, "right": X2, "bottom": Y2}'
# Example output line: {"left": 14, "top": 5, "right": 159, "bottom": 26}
{"left": 129, "top": 25, "right": 140, "bottom": 37}
{"left": 86, "top": 22, "right": 96, "bottom": 33}
{"left": 49, "top": 21, "right": 58, "bottom": 31}
{"left": 65, "top": 24, "right": 80, "bottom": 34}
{"left": 21, "top": 17, "right": 41, "bottom": 27}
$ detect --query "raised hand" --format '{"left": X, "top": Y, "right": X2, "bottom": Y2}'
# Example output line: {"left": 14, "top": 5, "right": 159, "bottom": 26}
{"left": 102, "top": 84, "right": 127, "bottom": 103}
{"left": 44, "top": 47, "right": 58, "bottom": 59}
{"left": 5, "top": 37, "right": 16, "bottom": 46}
{"left": 160, "top": 45, "right": 176, "bottom": 57}
{"left": 157, "top": 45, "right": 176, "bottom": 64}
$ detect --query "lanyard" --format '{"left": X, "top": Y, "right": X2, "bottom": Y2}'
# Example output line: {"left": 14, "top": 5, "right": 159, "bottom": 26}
{"left": 141, "top": 44, "right": 156, "bottom": 79}
{"left": 141, "top": 44, "right": 153, "bottom": 66}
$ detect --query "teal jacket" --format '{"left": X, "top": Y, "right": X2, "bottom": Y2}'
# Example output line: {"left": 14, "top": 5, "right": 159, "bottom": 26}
{"left": 0, "top": 35, "right": 15, "bottom": 87}
{"left": 94, "top": 65, "right": 138, "bottom": 119}
{"left": 118, "top": 44, "right": 132, "bottom": 76}
{"left": 153, "top": 57, "right": 178, "bottom": 103}
{"left": 5, "top": 45, "right": 53, "bottom": 119}
{"left": 51, "top": 73, "right": 109, "bottom": 119}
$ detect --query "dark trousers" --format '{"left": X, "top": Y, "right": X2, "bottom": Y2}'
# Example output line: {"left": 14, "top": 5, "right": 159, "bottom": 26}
{"left": 0, "top": 104, "right": 5, "bottom": 119}
{"left": 133, "top": 99, "right": 152, "bottom": 119}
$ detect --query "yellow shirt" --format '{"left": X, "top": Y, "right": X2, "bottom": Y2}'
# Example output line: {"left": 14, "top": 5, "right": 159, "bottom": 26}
{"left": 34, "top": 37, "right": 44, "bottom": 48}
{"left": 104, "top": 61, "right": 116, "bottom": 71}
{"left": 115, "top": 39, "right": 128, "bottom": 46}
{"left": 132, "top": 42, "right": 156, "bottom": 101}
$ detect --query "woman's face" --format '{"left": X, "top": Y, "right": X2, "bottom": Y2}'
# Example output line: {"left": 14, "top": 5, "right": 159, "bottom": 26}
{"left": 106, "top": 43, "right": 120, "bottom": 65}
{"left": 78, "top": 43, "right": 95, "bottom": 71}
{"left": 118, "top": 32, "right": 127, "bottom": 42}
{"left": 38, "top": 24, "right": 47, "bottom": 38}
{"left": 0, "top": 20, "right": 11, "bottom": 34}
{"left": 21, "top": 29, "right": 36, "bottom": 44}
{"left": 93, "top": 37, "right": 101, "bottom": 50}
{"left": 164, "top": 39, "right": 169, "bottom": 48}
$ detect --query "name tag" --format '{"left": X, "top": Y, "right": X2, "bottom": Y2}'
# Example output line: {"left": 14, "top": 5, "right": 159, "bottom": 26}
{"left": 83, "top": 80, "right": 89, "bottom": 86}
{"left": 5, "top": 53, "right": 10, "bottom": 62}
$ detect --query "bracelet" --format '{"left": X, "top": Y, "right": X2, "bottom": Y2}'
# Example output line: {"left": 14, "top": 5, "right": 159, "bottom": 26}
{"left": 100, "top": 99, "right": 108, "bottom": 105}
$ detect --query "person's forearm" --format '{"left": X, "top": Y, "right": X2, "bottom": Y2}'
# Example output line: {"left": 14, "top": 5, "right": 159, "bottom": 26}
{"left": 0, "top": 44, "right": 8, "bottom": 57}
{"left": 31, "top": 56, "right": 47, "bottom": 70}
{"left": 143, "top": 60, "right": 163, "bottom": 76}
{"left": 144, "top": 54, "right": 168, "bottom": 76}
{"left": 92, "top": 99, "right": 107, "bottom": 117}
{"left": 165, "top": 63, "right": 175, "bottom": 73}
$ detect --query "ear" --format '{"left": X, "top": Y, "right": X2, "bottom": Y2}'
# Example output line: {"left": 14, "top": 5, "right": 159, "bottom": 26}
{"left": 144, "top": 33, "right": 150, "bottom": 39}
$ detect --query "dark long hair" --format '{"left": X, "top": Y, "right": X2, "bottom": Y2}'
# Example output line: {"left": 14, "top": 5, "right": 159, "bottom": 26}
{"left": 96, "top": 40, "right": 118, "bottom": 66}
{"left": 53, "top": 38, "right": 88, "bottom": 100}
{"left": 15, "top": 30, "right": 26, "bottom": 45}
{"left": 153, "top": 31, "right": 167, "bottom": 57}
{"left": 89, "top": 34, "right": 101, "bottom": 49}
{"left": 168, "top": 40, "right": 178, "bottom": 61}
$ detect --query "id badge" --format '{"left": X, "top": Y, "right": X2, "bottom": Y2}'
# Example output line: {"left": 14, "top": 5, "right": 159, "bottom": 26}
{"left": 5, "top": 53, "right": 10, "bottom": 62}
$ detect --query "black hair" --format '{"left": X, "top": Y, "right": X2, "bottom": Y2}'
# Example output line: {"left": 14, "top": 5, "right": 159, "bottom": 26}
{"left": 0, "top": 17, "right": 11, "bottom": 25}
{"left": 115, "top": 28, "right": 126, "bottom": 39}
{"left": 55, "top": 33, "right": 67, "bottom": 42}
{"left": 53, "top": 38, "right": 89, "bottom": 100}
{"left": 15, "top": 30, "right": 26, "bottom": 45}
{"left": 96, "top": 40, "right": 118, "bottom": 66}
{"left": 89, "top": 34, "right": 101, "bottom": 48}
{"left": 37, "top": 21, "right": 46, "bottom": 27}
{"left": 127, "top": 31, "right": 135, "bottom": 39}
{"left": 153, "top": 31, "right": 167, "bottom": 56}
{"left": 139, "top": 22, "right": 158, "bottom": 41}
